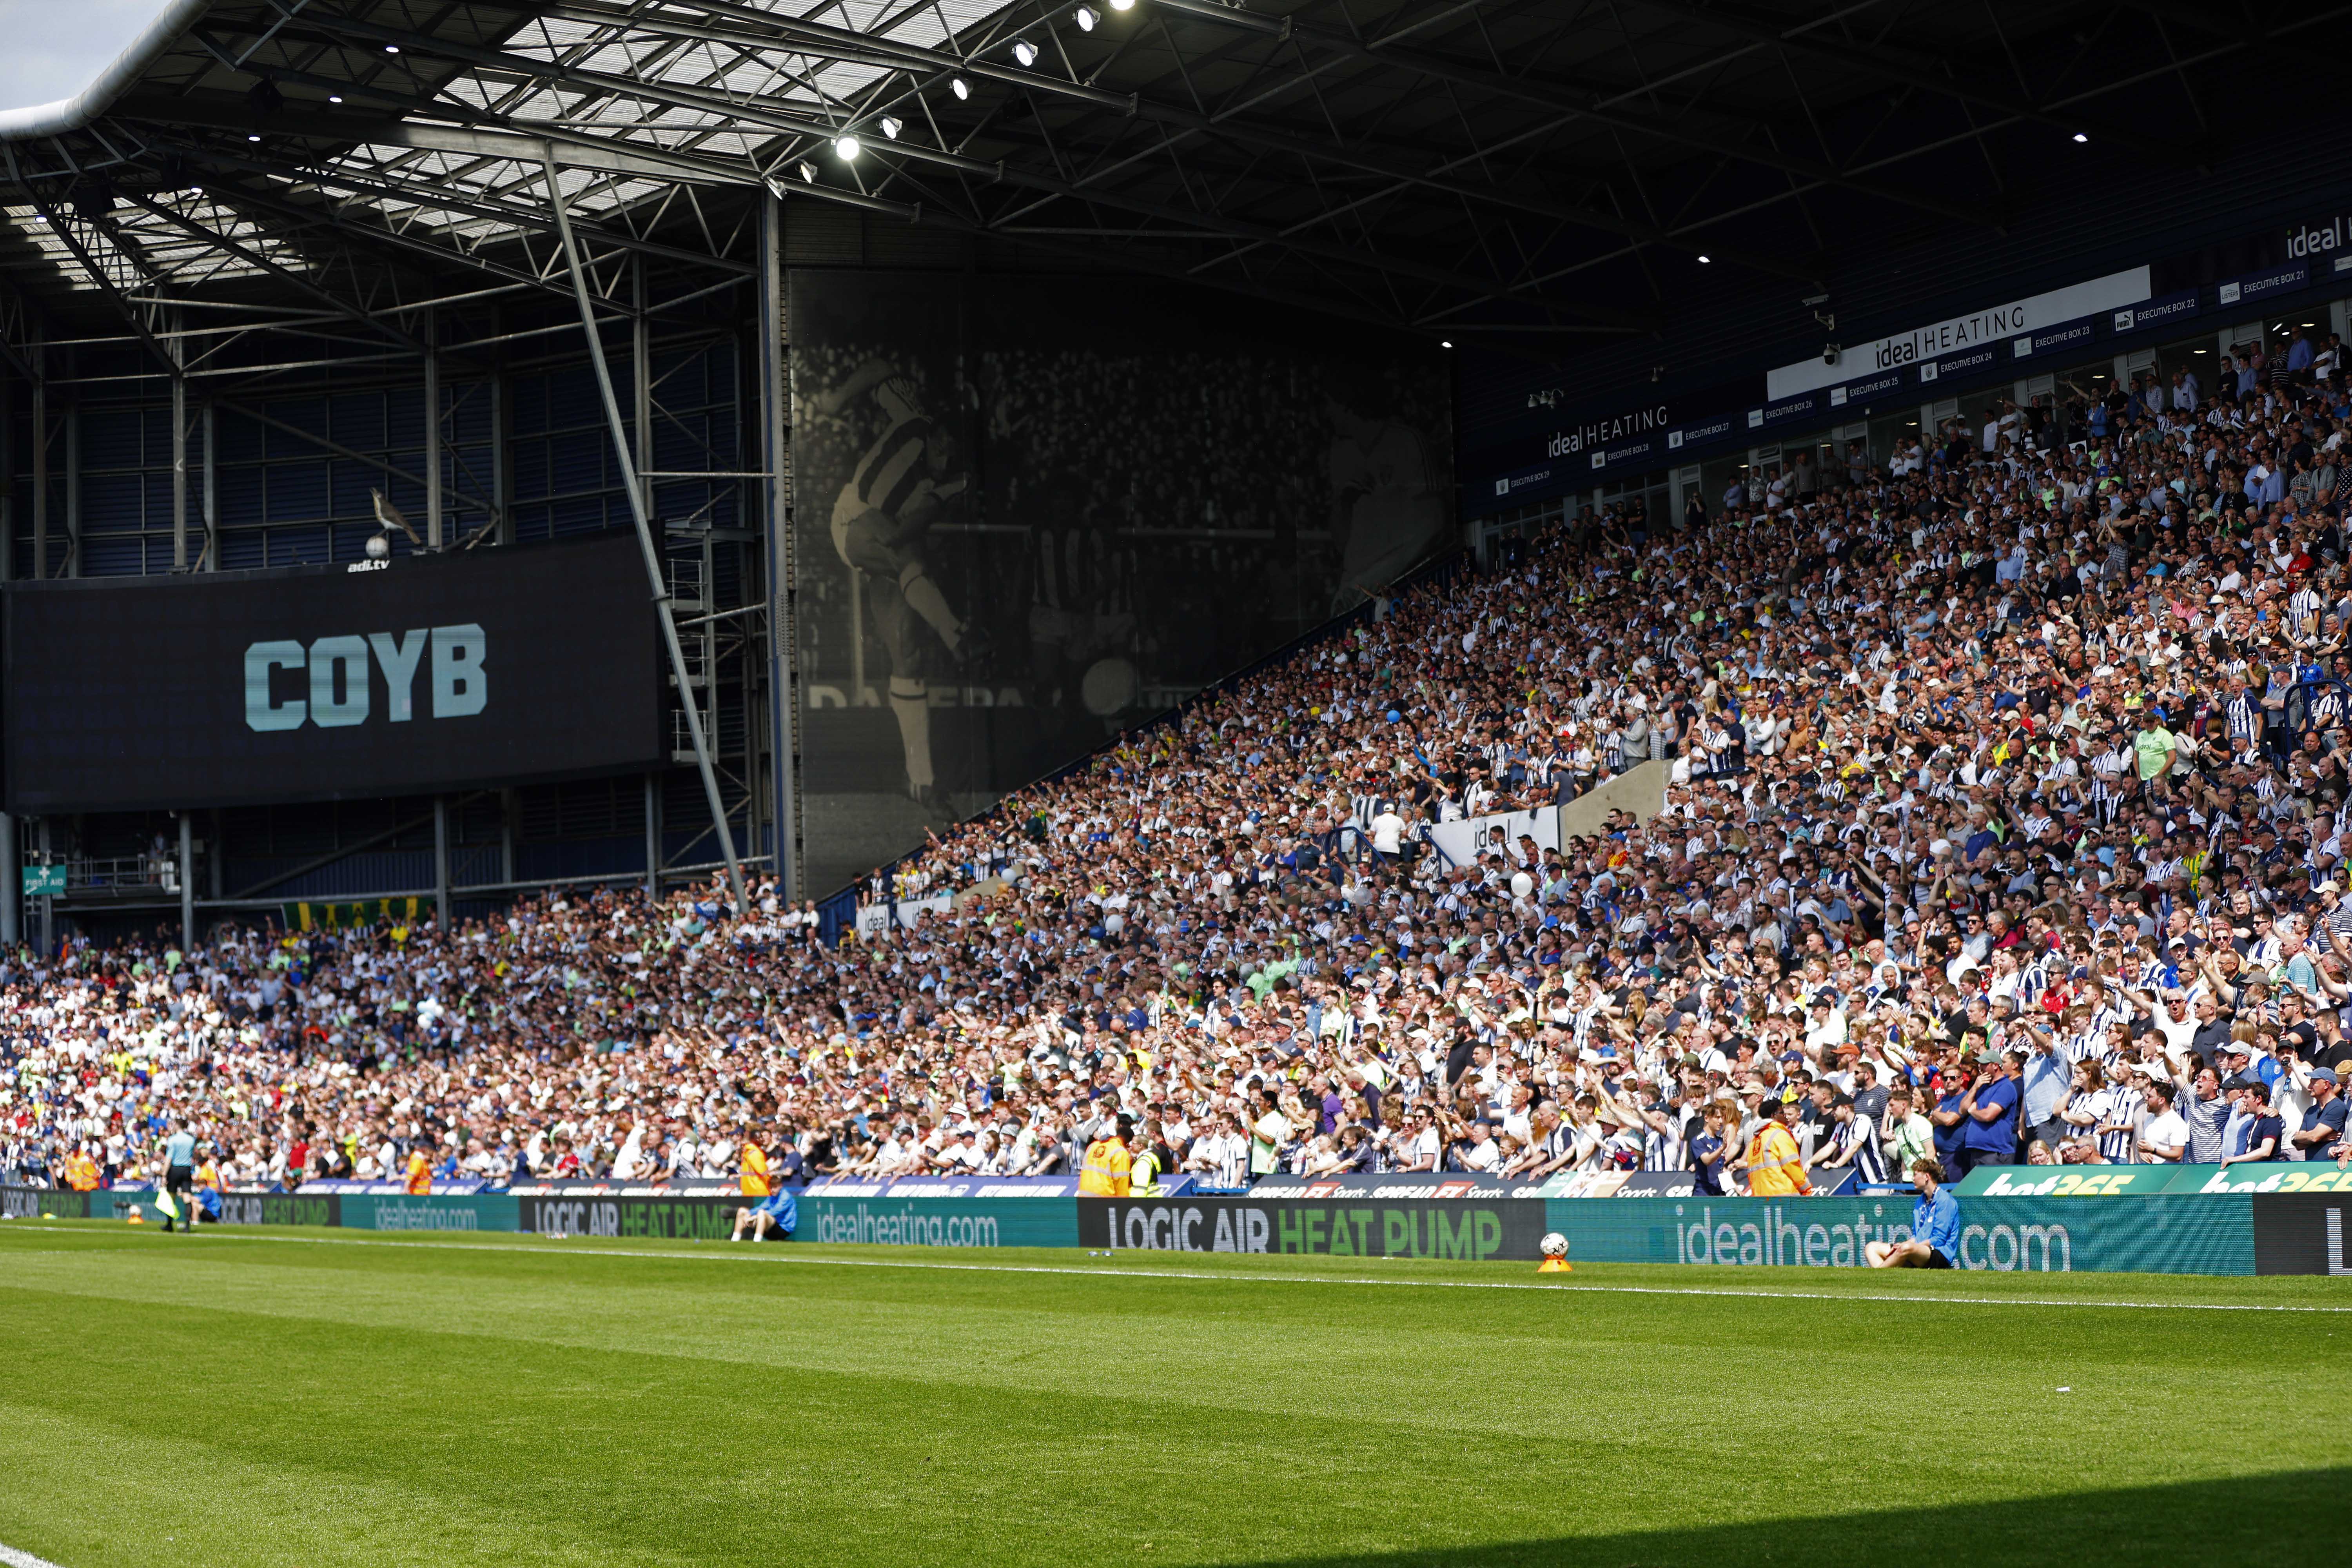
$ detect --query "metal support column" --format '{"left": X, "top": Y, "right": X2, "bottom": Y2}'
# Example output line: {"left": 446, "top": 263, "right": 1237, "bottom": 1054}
{"left": 35, "top": 818, "right": 51, "bottom": 957}
{"left": 759, "top": 191, "right": 797, "bottom": 900}
{"left": 1, "top": 368, "right": 13, "bottom": 585}
{"left": 491, "top": 354, "right": 513, "bottom": 547}
{"left": 424, "top": 308, "right": 443, "bottom": 549}
{"left": 499, "top": 788, "right": 517, "bottom": 885}
{"left": 433, "top": 796, "right": 451, "bottom": 929}
{"left": 0, "top": 812, "right": 16, "bottom": 948}
{"left": 201, "top": 401, "right": 217, "bottom": 570}
{"left": 543, "top": 149, "right": 746, "bottom": 910}
{"left": 633, "top": 256, "right": 652, "bottom": 519}
{"left": 64, "top": 401, "right": 79, "bottom": 577}
{"left": 170, "top": 307, "right": 188, "bottom": 569}
{"left": 30, "top": 341, "right": 45, "bottom": 579}
{"left": 644, "top": 773, "right": 659, "bottom": 903}
{"left": 178, "top": 813, "right": 193, "bottom": 951}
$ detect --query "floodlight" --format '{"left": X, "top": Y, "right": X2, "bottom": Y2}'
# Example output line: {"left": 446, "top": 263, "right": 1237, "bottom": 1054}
{"left": 835, "top": 133, "right": 861, "bottom": 160}
{"left": 951, "top": 76, "right": 971, "bottom": 99}
{"left": 1076, "top": 5, "right": 1098, "bottom": 29}
{"left": 880, "top": 116, "right": 902, "bottom": 140}
{"left": 799, "top": 161, "right": 817, "bottom": 183}
{"left": 2073, "top": 132, "right": 2088, "bottom": 143}
{"left": 1013, "top": 40, "right": 1038, "bottom": 66}
{"left": 1110, "top": 0, "right": 1133, "bottom": 10}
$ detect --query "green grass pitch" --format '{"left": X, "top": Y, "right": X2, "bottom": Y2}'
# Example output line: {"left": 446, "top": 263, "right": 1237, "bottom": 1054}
{"left": 1, "top": 1222, "right": 2347, "bottom": 1567}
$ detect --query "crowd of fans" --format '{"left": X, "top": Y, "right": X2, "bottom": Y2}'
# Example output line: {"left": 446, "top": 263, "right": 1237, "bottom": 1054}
{"left": 11, "top": 330, "right": 2352, "bottom": 1201}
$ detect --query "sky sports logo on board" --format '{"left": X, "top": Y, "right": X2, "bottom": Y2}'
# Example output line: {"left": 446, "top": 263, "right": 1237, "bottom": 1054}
{"left": 244, "top": 625, "right": 486, "bottom": 732}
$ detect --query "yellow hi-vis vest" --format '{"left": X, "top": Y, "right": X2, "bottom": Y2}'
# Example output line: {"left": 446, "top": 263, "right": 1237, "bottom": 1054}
{"left": 1077, "top": 1137, "right": 1130, "bottom": 1196}
{"left": 1128, "top": 1147, "right": 1161, "bottom": 1198}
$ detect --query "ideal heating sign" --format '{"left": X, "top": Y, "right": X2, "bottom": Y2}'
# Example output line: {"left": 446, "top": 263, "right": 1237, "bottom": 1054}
{"left": 245, "top": 625, "right": 486, "bottom": 731}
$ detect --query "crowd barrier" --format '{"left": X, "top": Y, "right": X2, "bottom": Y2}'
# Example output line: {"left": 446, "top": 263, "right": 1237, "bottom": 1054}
{"left": 7, "top": 1170, "right": 2348, "bottom": 1275}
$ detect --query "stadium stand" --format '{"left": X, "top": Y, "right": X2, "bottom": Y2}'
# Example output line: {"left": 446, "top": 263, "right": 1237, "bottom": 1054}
{"left": 12, "top": 339, "right": 2352, "bottom": 1198}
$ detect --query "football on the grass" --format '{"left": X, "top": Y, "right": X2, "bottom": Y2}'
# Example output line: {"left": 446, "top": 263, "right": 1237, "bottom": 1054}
{"left": 1540, "top": 1232, "right": 1568, "bottom": 1258}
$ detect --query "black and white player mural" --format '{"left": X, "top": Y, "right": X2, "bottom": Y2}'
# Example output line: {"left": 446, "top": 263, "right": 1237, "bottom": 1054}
{"left": 789, "top": 271, "right": 1453, "bottom": 895}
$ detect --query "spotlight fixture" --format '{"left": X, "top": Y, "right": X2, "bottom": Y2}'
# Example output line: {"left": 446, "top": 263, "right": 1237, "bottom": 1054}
{"left": 384, "top": 44, "right": 400, "bottom": 53}
{"left": 1012, "top": 39, "right": 1038, "bottom": 66}
{"left": 1440, "top": 339, "right": 1453, "bottom": 349}
{"left": 835, "top": 132, "right": 861, "bottom": 160}
{"left": 1076, "top": 5, "right": 1098, "bottom": 29}
{"left": 1110, "top": 0, "right": 1132, "bottom": 9}
{"left": 879, "top": 116, "right": 902, "bottom": 140}
{"left": 2073, "top": 132, "right": 2088, "bottom": 143}
{"left": 798, "top": 161, "right": 817, "bottom": 183}
{"left": 248, "top": 134, "right": 262, "bottom": 142}
{"left": 1696, "top": 253, "right": 1710, "bottom": 263}
{"left": 951, "top": 75, "right": 970, "bottom": 100}
{"left": 328, "top": 94, "right": 343, "bottom": 103}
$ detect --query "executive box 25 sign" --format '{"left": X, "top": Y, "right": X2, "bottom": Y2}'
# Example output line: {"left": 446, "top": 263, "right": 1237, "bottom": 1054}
{"left": 2, "top": 534, "right": 661, "bottom": 812}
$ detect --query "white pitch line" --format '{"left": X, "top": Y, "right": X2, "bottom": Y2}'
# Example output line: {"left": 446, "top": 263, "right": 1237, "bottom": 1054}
{"left": 0, "top": 1541, "right": 69, "bottom": 1568}
{"left": 7, "top": 1223, "right": 2350, "bottom": 1313}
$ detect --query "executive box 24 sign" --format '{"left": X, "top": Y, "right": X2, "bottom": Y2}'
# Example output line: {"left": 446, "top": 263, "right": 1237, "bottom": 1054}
{"left": 2, "top": 534, "right": 661, "bottom": 812}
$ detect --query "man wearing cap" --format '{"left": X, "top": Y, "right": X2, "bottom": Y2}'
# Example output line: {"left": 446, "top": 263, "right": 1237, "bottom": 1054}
{"left": 2291, "top": 1069, "right": 2347, "bottom": 1159}
{"left": 1954, "top": 1051, "right": 2021, "bottom": 1174}
{"left": 1866, "top": 1157, "right": 1958, "bottom": 1268}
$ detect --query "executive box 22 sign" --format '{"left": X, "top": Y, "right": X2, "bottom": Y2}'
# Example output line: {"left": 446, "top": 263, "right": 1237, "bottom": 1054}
{"left": 2, "top": 534, "right": 661, "bottom": 812}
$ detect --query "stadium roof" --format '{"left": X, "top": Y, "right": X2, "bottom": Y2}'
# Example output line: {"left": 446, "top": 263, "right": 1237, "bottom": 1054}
{"left": 0, "top": 0, "right": 2327, "bottom": 345}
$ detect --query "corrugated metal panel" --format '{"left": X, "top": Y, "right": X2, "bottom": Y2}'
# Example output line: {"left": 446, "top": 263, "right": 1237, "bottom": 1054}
{"left": 78, "top": 472, "right": 142, "bottom": 530}
{"left": 229, "top": 849, "right": 437, "bottom": 901}
{"left": 78, "top": 534, "right": 147, "bottom": 575}
{"left": 517, "top": 835, "right": 644, "bottom": 881}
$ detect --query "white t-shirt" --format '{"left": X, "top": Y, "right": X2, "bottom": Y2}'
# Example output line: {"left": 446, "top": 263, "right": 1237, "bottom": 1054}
{"left": 1371, "top": 812, "right": 1406, "bottom": 854}
{"left": 2137, "top": 1108, "right": 2189, "bottom": 1161}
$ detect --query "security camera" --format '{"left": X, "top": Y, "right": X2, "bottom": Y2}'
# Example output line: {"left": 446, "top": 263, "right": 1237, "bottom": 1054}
{"left": 1822, "top": 343, "right": 1841, "bottom": 367}
{"left": 1802, "top": 292, "right": 1830, "bottom": 307}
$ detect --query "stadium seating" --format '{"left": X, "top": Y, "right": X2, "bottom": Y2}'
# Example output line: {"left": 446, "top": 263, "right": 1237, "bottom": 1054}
{"left": 9, "top": 344, "right": 2352, "bottom": 1195}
